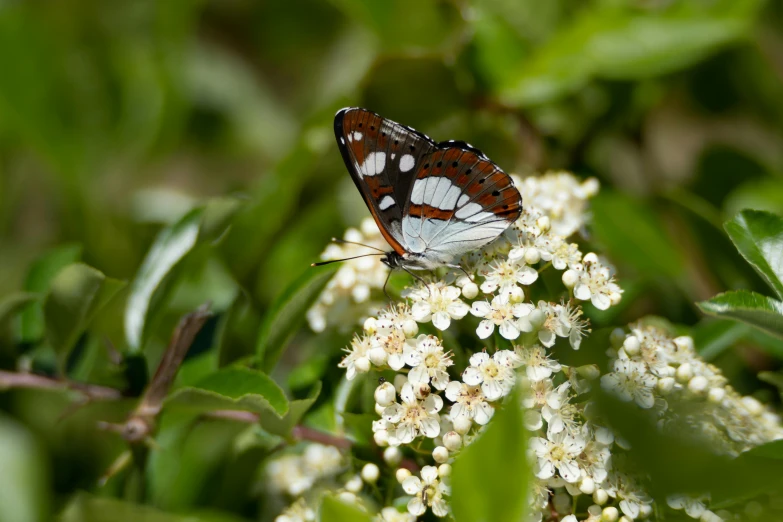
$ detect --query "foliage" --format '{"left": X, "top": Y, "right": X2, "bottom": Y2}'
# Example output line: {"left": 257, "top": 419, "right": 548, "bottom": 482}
{"left": 0, "top": 0, "right": 782, "bottom": 521}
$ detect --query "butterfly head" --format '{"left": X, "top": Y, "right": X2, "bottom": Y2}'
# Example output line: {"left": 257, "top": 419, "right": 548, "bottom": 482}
{"left": 381, "top": 251, "right": 403, "bottom": 269}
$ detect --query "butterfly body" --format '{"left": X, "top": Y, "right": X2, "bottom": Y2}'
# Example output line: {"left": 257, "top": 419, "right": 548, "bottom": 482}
{"left": 335, "top": 107, "right": 522, "bottom": 271}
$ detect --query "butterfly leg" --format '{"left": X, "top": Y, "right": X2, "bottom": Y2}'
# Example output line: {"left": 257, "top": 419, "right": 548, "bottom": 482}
{"left": 445, "top": 263, "right": 474, "bottom": 283}
{"left": 382, "top": 269, "right": 393, "bottom": 300}
{"left": 400, "top": 266, "right": 432, "bottom": 297}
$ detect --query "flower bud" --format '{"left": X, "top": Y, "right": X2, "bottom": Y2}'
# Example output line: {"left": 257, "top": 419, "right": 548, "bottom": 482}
{"left": 453, "top": 415, "right": 472, "bottom": 434}
{"left": 438, "top": 463, "right": 451, "bottom": 477}
{"left": 345, "top": 475, "right": 363, "bottom": 492}
{"left": 564, "top": 482, "right": 581, "bottom": 496}
{"left": 368, "top": 346, "right": 388, "bottom": 366}
{"left": 355, "top": 357, "right": 371, "bottom": 374}
{"left": 338, "top": 491, "right": 357, "bottom": 504}
{"left": 675, "top": 363, "right": 693, "bottom": 383}
{"left": 593, "top": 489, "right": 609, "bottom": 505}
{"left": 588, "top": 504, "right": 602, "bottom": 517}
{"left": 373, "top": 431, "right": 389, "bottom": 447}
{"left": 742, "top": 396, "right": 764, "bottom": 415}
{"left": 363, "top": 317, "right": 377, "bottom": 334}
{"left": 414, "top": 383, "right": 431, "bottom": 399}
{"left": 583, "top": 177, "right": 600, "bottom": 196}
{"left": 639, "top": 504, "right": 652, "bottom": 517}
{"left": 708, "top": 387, "right": 725, "bottom": 403}
{"left": 432, "top": 446, "right": 449, "bottom": 463}
{"left": 443, "top": 431, "right": 462, "bottom": 451}
{"left": 375, "top": 403, "right": 385, "bottom": 416}
{"left": 402, "top": 319, "right": 419, "bottom": 338}
{"left": 383, "top": 446, "right": 402, "bottom": 466}
{"left": 562, "top": 269, "right": 579, "bottom": 288}
{"left": 622, "top": 335, "right": 641, "bottom": 356}
{"left": 609, "top": 292, "right": 622, "bottom": 306}
{"left": 673, "top": 336, "right": 694, "bottom": 352}
{"left": 528, "top": 309, "right": 545, "bottom": 329}
{"left": 361, "top": 463, "right": 379, "bottom": 483}
{"left": 601, "top": 506, "right": 619, "bottom": 521}
{"left": 576, "top": 364, "right": 601, "bottom": 380}
{"left": 462, "top": 282, "right": 479, "bottom": 300}
{"left": 508, "top": 286, "right": 524, "bottom": 303}
{"left": 657, "top": 377, "right": 675, "bottom": 395}
{"left": 536, "top": 216, "right": 551, "bottom": 232}
{"left": 524, "top": 248, "right": 541, "bottom": 265}
{"left": 583, "top": 252, "right": 599, "bottom": 265}
{"left": 375, "top": 382, "right": 396, "bottom": 407}
{"left": 688, "top": 376, "right": 708, "bottom": 394}
{"left": 395, "top": 468, "right": 411, "bottom": 484}
{"left": 579, "top": 477, "right": 595, "bottom": 495}
{"left": 618, "top": 517, "right": 632, "bottom": 522}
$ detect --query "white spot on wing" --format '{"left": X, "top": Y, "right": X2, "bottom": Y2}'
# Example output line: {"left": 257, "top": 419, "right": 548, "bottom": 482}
{"left": 354, "top": 132, "right": 363, "bottom": 141}
{"left": 457, "top": 194, "right": 470, "bottom": 207}
{"left": 399, "top": 154, "right": 415, "bottom": 172}
{"left": 439, "top": 185, "right": 462, "bottom": 210}
{"left": 379, "top": 195, "right": 395, "bottom": 210}
{"left": 340, "top": 137, "right": 345, "bottom": 145}
{"left": 358, "top": 152, "right": 386, "bottom": 177}
{"left": 410, "top": 179, "right": 427, "bottom": 205}
{"left": 391, "top": 153, "right": 396, "bottom": 160}
{"left": 455, "top": 202, "right": 483, "bottom": 219}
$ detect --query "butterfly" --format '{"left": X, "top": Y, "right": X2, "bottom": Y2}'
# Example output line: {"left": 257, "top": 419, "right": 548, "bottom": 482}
{"left": 326, "top": 107, "right": 522, "bottom": 274}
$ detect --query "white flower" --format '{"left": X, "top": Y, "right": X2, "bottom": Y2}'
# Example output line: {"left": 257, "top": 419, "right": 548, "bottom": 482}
{"left": 338, "top": 335, "right": 372, "bottom": 380}
{"left": 402, "top": 466, "right": 450, "bottom": 518}
{"left": 571, "top": 255, "right": 622, "bottom": 310}
{"left": 470, "top": 296, "right": 533, "bottom": 340}
{"left": 667, "top": 494, "right": 708, "bottom": 519}
{"left": 276, "top": 499, "right": 315, "bottom": 522}
{"left": 514, "top": 344, "right": 562, "bottom": 382}
{"left": 462, "top": 351, "right": 519, "bottom": 401}
{"left": 550, "top": 238, "right": 582, "bottom": 270}
{"left": 381, "top": 382, "right": 443, "bottom": 444}
{"left": 518, "top": 172, "right": 598, "bottom": 237}
{"left": 530, "top": 301, "right": 586, "bottom": 349}
{"left": 479, "top": 258, "right": 538, "bottom": 295}
{"left": 445, "top": 381, "right": 495, "bottom": 425}
{"left": 576, "top": 438, "right": 610, "bottom": 484}
{"left": 405, "top": 335, "right": 453, "bottom": 390}
{"left": 601, "top": 360, "right": 657, "bottom": 409}
{"left": 376, "top": 507, "right": 416, "bottom": 522}
{"left": 542, "top": 400, "right": 580, "bottom": 438}
{"left": 530, "top": 430, "right": 587, "bottom": 483}
{"left": 410, "top": 284, "right": 469, "bottom": 330}
{"left": 370, "top": 318, "right": 414, "bottom": 371}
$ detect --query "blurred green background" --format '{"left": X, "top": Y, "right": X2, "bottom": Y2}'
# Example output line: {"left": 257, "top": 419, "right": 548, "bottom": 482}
{"left": 1, "top": 0, "right": 783, "bottom": 520}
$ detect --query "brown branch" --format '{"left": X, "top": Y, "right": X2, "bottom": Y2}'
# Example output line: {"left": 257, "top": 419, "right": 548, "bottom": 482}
{"left": 0, "top": 370, "right": 123, "bottom": 401}
{"left": 292, "top": 425, "right": 352, "bottom": 449}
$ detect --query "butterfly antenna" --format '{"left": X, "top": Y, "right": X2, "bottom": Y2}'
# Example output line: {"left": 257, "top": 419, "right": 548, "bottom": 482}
{"left": 311, "top": 253, "right": 384, "bottom": 267}
{"left": 331, "top": 237, "right": 386, "bottom": 253}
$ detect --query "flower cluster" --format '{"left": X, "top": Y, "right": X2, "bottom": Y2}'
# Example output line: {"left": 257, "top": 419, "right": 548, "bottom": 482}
{"left": 278, "top": 172, "right": 783, "bottom": 522}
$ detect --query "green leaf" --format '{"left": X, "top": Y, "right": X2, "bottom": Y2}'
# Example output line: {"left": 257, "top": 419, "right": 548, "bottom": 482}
{"left": 164, "top": 367, "right": 288, "bottom": 418}
{"left": 591, "top": 191, "right": 685, "bottom": 279}
{"left": 691, "top": 319, "right": 749, "bottom": 361}
{"left": 257, "top": 264, "right": 338, "bottom": 373}
{"left": 341, "top": 413, "right": 375, "bottom": 447}
{"left": 0, "top": 293, "right": 37, "bottom": 332}
{"left": 260, "top": 382, "right": 321, "bottom": 438}
{"left": 451, "top": 387, "right": 528, "bottom": 522}
{"left": 698, "top": 290, "right": 783, "bottom": 340}
{"left": 725, "top": 209, "right": 783, "bottom": 300}
{"left": 125, "top": 198, "right": 242, "bottom": 351}
{"left": 498, "top": 0, "right": 763, "bottom": 106}
{"left": 0, "top": 415, "right": 49, "bottom": 522}
{"left": 758, "top": 372, "right": 783, "bottom": 401}
{"left": 318, "top": 495, "right": 372, "bottom": 522}
{"left": 741, "top": 439, "right": 783, "bottom": 460}
{"left": 19, "top": 244, "right": 82, "bottom": 342}
{"left": 43, "top": 263, "right": 125, "bottom": 371}
{"left": 60, "top": 493, "right": 246, "bottom": 522}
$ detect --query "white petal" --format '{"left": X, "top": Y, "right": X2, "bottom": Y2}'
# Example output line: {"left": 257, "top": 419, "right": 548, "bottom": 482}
{"left": 538, "top": 329, "right": 556, "bottom": 347}
{"left": 402, "top": 476, "right": 422, "bottom": 495}
{"left": 499, "top": 321, "right": 520, "bottom": 340}
{"left": 432, "top": 498, "right": 449, "bottom": 517}
{"left": 463, "top": 367, "right": 483, "bottom": 386}
{"left": 411, "top": 301, "right": 432, "bottom": 321}
{"left": 447, "top": 301, "right": 469, "bottom": 319}
{"left": 400, "top": 383, "right": 416, "bottom": 404}
{"left": 445, "top": 381, "right": 462, "bottom": 402}
{"left": 408, "top": 365, "right": 429, "bottom": 385}
{"left": 474, "top": 402, "right": 494, "bottom": 425}
{"left": 419, "top": 417, "right": 440, "bottom": 438}
{"left": 407, "top": 497, "right": 426, "bottom": 517}
{"left": 432, "top": 311, "right": 451, "bottom": 331}
{"left": 591, "top": 293, "right": 611, "bottom": 310}
{"left": 421, "top": 465, "right": 439, "bottom": 483}
{"left": 558, "top": 460, "right": 580, "bottom": 483}
{"left": 396, "top": 423, "right": 416, "bottom": 444}
{"left": 469, "top": 352, "right": 490, "bottom": 366}
{"left": 471, "top": 301, "right": 491, "bottom": 317}
{"left": 528, "top": 365, "right": 552, "bottom": 382}
{"left": 388, "top": 353, "right": 405, "bottom": 371}
{"left": 477, "top": 320, "right": 494, "bottom": 339}
{"left": 573, "top": 283, "right": 591, "bottom": 300}
{"left": 516, "top": 266, "right": 539, "bottom": 285}
{"left": 482, "top": 379, "right": 504, "bottom": 401}
{"left": 534, "top": 459, "right": 555, "bottom": 479}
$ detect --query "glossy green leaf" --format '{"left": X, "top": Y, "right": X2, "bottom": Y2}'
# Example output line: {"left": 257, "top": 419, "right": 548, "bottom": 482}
{"left": 591, "top": 191, "right": 685, "bottom": 279}
{"left": 260, "top": 382, "right": 322, "bottom": 438}
{"left": 125, "top": 198, "right": 242, "bottom": 351}
{"left": 43, "top": 263, "right": 125, "bottom": 371}
{"left": 341, "top": 412, "right": 375, "bottom": 447}
{"left": 0, "top": 415, "right": 49, "bottom": 522}
{"left": 319, "top": 495, "right": 372, "bottom": 522}
{"left": 164, "top": 367, "right": 288, "bottom": 418}
{"left": 257, "top": 264, "right": 338, "bottom": 373}
{"left": 498, "top": 0, "right": 763, "bottom": 106}
{"left": 19, "top": 244, "right": 82, "bottom": 342}
{"left": 698, "top": 290, "right": 783, "bottom": 340}
{"left": 451, "top": 387, "right": 528, "bottom": 522}
{"left": 60, "top": 493, "right": 246, "bottom": 522}
{"left": 725, "top": 209, "right": 783, "bottom": 299}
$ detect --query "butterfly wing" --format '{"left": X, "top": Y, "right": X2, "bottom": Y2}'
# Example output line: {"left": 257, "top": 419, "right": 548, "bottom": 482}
{"left": 402, "top": 143, "right": 522, "bottom": 263}
{"left": 334, "top": 107, "right": 437, "bottom": 255}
